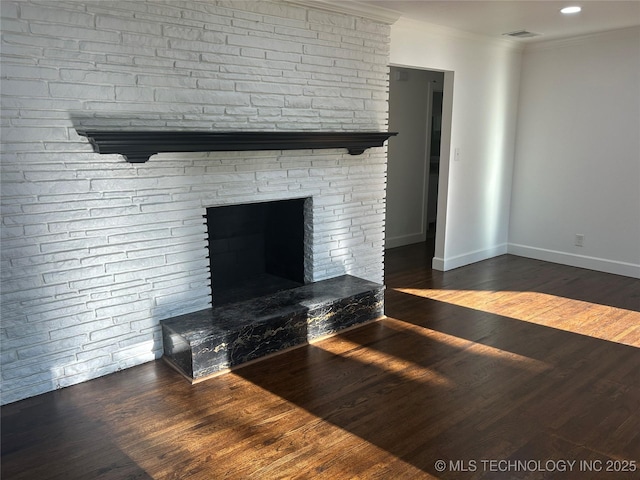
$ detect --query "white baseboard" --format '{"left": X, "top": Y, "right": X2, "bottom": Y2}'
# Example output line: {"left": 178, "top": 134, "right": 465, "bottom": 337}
{"left": 507, "top": 243, "right": 640, "bottom": 279}
{"left": 385, "top": 232, "right": 426, "bottom": 250}
{"left": 432, "top": 243, "right": 508, "bottom": 271}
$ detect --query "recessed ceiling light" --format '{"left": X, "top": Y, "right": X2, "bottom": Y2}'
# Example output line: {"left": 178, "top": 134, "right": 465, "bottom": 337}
{"left": 561, "top": 6, "right": 582, "bottom": 14}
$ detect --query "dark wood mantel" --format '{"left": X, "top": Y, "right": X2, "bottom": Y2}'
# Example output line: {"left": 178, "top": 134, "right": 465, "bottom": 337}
{"left": 76, "top": 130, "right": 397, "bottom": 163}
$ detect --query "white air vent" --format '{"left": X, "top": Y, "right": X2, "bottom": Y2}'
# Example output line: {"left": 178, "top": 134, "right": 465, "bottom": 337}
{"left": 502, "top": 30, "right": 541, "bottom": 38}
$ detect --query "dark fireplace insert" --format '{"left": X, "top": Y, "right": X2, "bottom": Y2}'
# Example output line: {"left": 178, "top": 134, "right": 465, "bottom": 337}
{"left": 206, "top": 198, "right": 307, "bottom": 306}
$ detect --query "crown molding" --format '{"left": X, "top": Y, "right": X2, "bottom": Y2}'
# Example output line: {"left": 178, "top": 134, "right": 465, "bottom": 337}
{"left": 394, "top": 16, "right": 525, "bottom": 52}
{"left": 523, "top": 25, "right": 640, "bottom": 52}
{"left": 285, "top": 0, "right": 401, "bottom": 24}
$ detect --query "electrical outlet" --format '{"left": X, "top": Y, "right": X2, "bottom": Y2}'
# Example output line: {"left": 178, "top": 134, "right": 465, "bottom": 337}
{"left": 575, "top": 234, "right": 585, "bottom": 247}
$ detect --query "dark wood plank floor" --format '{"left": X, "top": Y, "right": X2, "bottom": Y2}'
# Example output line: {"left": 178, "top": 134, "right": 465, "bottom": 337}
{"left": 2, "top": 245, "right": 640, "bottom": 479}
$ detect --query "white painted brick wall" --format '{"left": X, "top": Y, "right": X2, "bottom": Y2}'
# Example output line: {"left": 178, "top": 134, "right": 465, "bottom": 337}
{"left": 0, "top": 0, "right": 390, "bottom": 405}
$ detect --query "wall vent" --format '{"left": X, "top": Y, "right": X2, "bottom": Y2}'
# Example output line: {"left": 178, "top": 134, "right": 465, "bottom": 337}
{"left": 502, "top": 30, "right": 541, "bottom": 38}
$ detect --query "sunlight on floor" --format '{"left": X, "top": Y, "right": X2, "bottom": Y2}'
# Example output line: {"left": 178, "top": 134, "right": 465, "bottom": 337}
{"left": 317, "top": 335, "right": 455, "bottom": 387}
{"left": 395, "top": 288, "right": 640, "bottom": 348}
{"left": 383, "top": 316, "right": 552, "bottom": 373}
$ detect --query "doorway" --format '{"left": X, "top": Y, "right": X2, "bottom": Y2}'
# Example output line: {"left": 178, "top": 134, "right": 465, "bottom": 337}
{"left": 385, "top": 66, "right": 444, "bottom": 258}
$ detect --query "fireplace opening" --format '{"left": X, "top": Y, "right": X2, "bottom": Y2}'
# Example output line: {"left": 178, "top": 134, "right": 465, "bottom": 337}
{"left": 206, "top": 198, "right": 307, "bottom": 306}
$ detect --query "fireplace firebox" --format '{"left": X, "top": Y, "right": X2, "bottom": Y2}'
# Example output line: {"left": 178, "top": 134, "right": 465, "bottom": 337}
{"left": 206, "top": 198, "right": 307, "bottom": 306}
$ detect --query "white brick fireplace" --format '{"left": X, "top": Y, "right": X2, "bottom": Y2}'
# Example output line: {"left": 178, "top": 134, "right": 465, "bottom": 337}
{"left": 1, "top": 0, "right": 392, "bottom": 404}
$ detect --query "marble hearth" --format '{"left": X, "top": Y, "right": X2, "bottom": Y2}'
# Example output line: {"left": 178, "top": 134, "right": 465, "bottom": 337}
{"left": 161, "top": 275, "right": 384, "bottom": 381}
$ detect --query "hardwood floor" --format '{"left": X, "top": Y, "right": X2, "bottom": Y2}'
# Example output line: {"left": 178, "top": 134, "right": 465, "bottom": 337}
{"left": 2, "top": 245, "right": 639, "bottom": 479}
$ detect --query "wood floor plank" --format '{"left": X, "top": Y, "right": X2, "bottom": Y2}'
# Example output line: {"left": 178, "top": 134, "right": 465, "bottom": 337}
{"left": 2, "top": 246, "right": 639, "bottom": 479}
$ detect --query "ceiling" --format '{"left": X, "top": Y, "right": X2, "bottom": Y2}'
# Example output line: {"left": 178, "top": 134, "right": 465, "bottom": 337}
{"left": 352, "top": 1, "right": 640, "bottom": 43}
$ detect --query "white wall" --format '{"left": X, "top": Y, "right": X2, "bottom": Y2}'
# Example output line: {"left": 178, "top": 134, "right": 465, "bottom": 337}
{"left": 509, "top": 27, "right": 640, "bottom": 278}
{"left": 389, "top": 19, "right": 523, "bottom": 270}
{"left": 0, "top": 0, "right": 391, "bottom": 404}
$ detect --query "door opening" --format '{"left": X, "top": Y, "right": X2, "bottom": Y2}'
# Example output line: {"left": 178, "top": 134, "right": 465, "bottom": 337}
{"left": 427, "top": 89, "right": 443, "bottom": 251}
{"left": 386, "top": 66, "right": 444, "bottom": 259}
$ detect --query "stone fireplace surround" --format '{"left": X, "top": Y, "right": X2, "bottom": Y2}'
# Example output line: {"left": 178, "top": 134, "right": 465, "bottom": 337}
{"left": 163, "top": 195, "right": 385, "bottom": 381}
{"left": 75, "top": 129, "right": 396, "bottom": 310}
{"left": 161, "top": 273, "right": 384, "bottom": 381}
{"left": 78, "top": 131, "right": 392, "bottom": 382}
{"left": 0, "top": 0, "right": 393, "bottom": 404}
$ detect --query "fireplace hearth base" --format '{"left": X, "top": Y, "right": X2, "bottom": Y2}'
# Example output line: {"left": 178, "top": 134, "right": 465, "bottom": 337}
{"left": 160, "top": 275, "right": 384, "bottom": 382}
